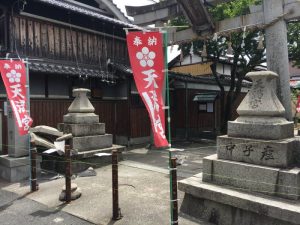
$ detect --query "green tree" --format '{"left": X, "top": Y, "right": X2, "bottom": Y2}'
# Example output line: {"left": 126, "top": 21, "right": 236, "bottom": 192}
{"left": 288, "top": 22, "right": 300, "bottom": 68}
{"left": 207, "top": 0, "right": 265, "bottom": 133}
{"left": 171, "top": 0, "right": 300, "bottom": 133}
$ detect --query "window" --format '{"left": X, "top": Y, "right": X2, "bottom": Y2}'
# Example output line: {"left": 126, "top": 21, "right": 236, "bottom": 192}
{"left": 198, "top": 103, "right": 214, "bottom": 113}
{"left": 131, "top": 94, "right": 144, "bottom": 107}
{"left": 199, "top": 104, "right": 207, "bottom": 112}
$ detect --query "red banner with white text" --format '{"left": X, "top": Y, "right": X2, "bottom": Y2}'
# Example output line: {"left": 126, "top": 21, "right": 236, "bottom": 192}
{"left": 297, "top": 95, "right": 300, "bottom": 113}
{"left": 0, "top": 60, "right": 33, "bottom": 135}
{"left": 127, "top": 31, "right": 169, "bottom": 148}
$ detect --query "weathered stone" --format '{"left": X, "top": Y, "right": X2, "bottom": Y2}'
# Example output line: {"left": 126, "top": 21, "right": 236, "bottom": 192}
{"left": 53, "top": 88, "right": 124, "bottom": 175}
{"left": 62, "top": 183, "right": 78, "bottom": 192}
{"left": 228, "top": 117, "right": 294, "bottom": 140}
{"left": 203, "top": 154, "right": 300, "bottom": 200}
{"left": 7, "top": 102, "right": 29, "bottom": 158}
{"left": 59, "top": 188, "right": 82, "bottom": 201}
{"left": 237, "top": 71, "right": 285, "bottom": 117}
{"left": 227, "top": 71, "right": 294, "bottom": 140}
{"left": 78, "top": 167, "right": 97, "bottom": 177}
{"left": 63, "top": 113, "right": 99, "bottom": 124}
{"left": 203, "top": 155, "right": 279, "bottom": 196}
{"left": 277, "top": 168, "right": 300, "bottom": 200}
{"left": 179, "top": 174, "right": 300, "bottom": 225}
{"left": 0, "top": 155, "right": 30, "bottom": 182}
{"left": 217, "top": 135, "right": 297, "bottom": 168}
{"left": 30, "top": 125, "right": 63, "bottom": 141}
{"left": 30, "top": 133, "right": 55, "bottom": 149}
{"left": 71, "top": 134, "right": 113, "bottom": 152}
{"left": 68, "top": 88, "right": 95, "bottom": 113}
{"left": 61, "top": 123, "right": 105, "bottom": 137}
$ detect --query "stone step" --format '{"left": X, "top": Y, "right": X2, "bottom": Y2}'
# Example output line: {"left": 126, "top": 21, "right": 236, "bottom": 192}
{"left": 179, "top": 173, "right": 300, "bottom": 225}
{"left": 203, "top": 154, "right": 300, "bottom": 200}
{"left": 217, "top": 135, "right": 299, "bottom": 168}
{"left": 58, "top": 123, "right": 105, "bottom": 137}
{"left": 71, "top": 134, "right": 112, "bottom": 152}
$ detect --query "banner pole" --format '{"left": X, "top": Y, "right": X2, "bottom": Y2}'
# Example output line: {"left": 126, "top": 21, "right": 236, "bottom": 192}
{"left": 25, "top": 58, "right": 32, "bottom": 190}
{"left": 163, "top": 30, "right": 174, "bottom": 225}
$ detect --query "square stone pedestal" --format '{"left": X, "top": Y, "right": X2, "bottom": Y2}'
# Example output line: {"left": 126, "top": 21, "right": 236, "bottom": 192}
{"left": 203, "top": 154, "right": 300, "bottom": 200}
{"left": 0, "top": 155, "right": 30, "bottom": 182}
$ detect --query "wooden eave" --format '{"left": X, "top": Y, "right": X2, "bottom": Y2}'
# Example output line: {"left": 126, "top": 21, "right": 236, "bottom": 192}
{"left": 33, "top": 0, "right": 139, "bottom": 29}
{"left": 176, "top": 0, "right": 215, "bottom": 32}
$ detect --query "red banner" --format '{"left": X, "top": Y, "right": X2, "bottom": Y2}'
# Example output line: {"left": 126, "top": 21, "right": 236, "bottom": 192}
{"left": 0, "top": 60, "right": 33, "bottom": 135}
{"left": 297, "top": 95, "right": 300, "bottom": 113}
{"left": 127, "top": 31, "right": 169, "bottom": 147}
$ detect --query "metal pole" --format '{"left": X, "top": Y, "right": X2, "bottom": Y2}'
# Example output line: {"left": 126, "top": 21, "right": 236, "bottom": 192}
{"left": 65, "top": 145, "right": 71, "bottom": 203}
{"left": 112, "top": 149, "right": 122, "bottom": 220}
{"left": 30, "top": 140, "right": 38, "bottom": 192}
{"left": 171, "top": 158, "right": 178, "bottom": 225}
{"left": 25, "top": 58, "right": 32, "bottom": 190}
{"left": 163, "top": 30, "right": 174, "bottom": 225}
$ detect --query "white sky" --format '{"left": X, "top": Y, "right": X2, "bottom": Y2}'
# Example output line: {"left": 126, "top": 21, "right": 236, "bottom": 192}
{"left": 112, "top": 0, "right": 181, "bottom": 62}
{"left": 112, "top": 0, "right": 157, "bottom": 17}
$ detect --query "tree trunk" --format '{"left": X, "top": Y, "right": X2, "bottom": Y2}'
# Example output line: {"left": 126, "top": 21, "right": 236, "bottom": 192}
{"left": 210, "top": 62, "right": 226, "bottom": 134}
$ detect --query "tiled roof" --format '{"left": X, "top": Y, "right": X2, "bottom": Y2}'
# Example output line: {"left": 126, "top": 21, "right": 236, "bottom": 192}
{"left": 169, "top": 71, "right": 252, "bottom": 87}
{"left": 29, "top": 60, "right": 117, "bottom": 79}
{"left": 36, "top": 0, "right": 140, "bottom": 29}
{"left": 109, "top": 61, "right": 251, "bottom": 87}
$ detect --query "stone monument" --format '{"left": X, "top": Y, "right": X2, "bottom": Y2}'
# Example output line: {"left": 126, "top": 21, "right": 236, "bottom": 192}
{"left": 0, "top": 103, "right": 30, "bottom": 182}
{"left": 57, "top": 88, "right": 124, "bottom": 172}
{"left": 179, "top": 71, "right": 300, "bottom": 225}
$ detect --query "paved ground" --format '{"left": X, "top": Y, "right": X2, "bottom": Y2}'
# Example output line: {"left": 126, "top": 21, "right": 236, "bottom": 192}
{"left": 0, "top": 189, "right": 94, "bottom": 225}
{"left": 0, "top": 138, "right": 216, "bottom": 225}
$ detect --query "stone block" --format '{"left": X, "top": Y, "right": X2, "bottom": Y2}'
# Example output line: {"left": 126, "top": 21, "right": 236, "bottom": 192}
{"left": 277, "top": 168, "right": 300, "bottom": 200}
{"left": 217, "top": 135, "right": 298, "bottom": 168}
{"left": 179, "top": 174, "right": 300, "bottom": 225}
{"left": 0, "top": 155, "right": 30, "bottom": 182}
{"left": 228, "top": 117, "right": 294, "bottom": 140}
{"left": 203, "top": 154, "right": 300, "bottom": 200}
{"left": 68, "top": 88, "right": 95, "bottom": 113}
{"left": 61, "top": 123, "right": 105, "bottom": 137}
{"left": 71, "top": 134, "right": 112, "bottom": 152}
{"left": 203, "top": 154, "right": 280, "bottom": 196}
{"left": 63, "top": 113, "right": 99, "bottom": 124}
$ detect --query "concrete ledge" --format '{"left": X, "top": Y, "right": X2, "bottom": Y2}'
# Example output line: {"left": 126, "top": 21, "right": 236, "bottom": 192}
{"left": 179, "top": 174, "right": 300, "bottom": 225}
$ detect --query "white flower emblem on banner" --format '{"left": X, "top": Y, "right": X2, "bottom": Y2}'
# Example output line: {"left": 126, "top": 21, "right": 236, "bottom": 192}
{"left": 136, "top": 47, "right": 156, "bottom": 67}
{"left": 6, "top": 70, "right": 21, "bottom": 83}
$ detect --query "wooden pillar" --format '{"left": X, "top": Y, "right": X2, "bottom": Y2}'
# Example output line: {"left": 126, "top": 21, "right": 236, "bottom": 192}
{"left": 263, "top": 0, "right": 292, "bottom": 120}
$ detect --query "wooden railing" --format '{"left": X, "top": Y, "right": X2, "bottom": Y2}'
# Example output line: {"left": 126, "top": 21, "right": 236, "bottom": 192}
{"left": 11, "top": 15, "right": 128, "bottom": 65}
